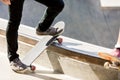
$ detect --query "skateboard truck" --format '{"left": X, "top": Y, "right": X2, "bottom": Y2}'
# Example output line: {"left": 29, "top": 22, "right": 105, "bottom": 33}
{"left": 98, "top": 52, "right": 120, "bottom": 70}
{"left": 29, "top": 65, "right": 36, "bottom": 71}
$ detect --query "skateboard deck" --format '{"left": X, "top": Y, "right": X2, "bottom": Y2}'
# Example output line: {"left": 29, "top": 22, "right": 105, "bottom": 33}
{"left": 22, "top": 21, "right": 65, "bottom": 71}
{"left": 98, "top": 52, "right": 120, "bottom": 62}
{"left": 98, "top": 52, "right": 120, "bottom": 70}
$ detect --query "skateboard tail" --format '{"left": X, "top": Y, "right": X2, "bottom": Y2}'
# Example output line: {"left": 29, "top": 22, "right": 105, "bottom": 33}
{"left": 54, "top": 21, "right": 65, "bottom": 29}
{"left": 54, "top": 21, "right": 65, "bottom": 34}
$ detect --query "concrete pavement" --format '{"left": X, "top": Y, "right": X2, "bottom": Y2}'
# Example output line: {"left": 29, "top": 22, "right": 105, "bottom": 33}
{"left": 0, "top": 53, "right": 78, "bottom": 80}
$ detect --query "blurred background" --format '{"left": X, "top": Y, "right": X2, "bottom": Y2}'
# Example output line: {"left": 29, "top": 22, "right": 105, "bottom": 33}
{"left": 0, "top": 0, "right": 120, "bottom": 48}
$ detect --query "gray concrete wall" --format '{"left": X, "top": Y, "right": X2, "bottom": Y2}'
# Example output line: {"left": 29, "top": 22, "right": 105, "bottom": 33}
{"left": 0, "top": 0, "right": 120, "bottom": 48}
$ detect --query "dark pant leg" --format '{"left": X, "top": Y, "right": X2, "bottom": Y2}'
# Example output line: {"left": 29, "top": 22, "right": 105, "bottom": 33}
{"left": 7, "top": 0, "right": 24, "bottom": 62}
{"left": 35, "top": 0, "right": 64, "bottom": 31}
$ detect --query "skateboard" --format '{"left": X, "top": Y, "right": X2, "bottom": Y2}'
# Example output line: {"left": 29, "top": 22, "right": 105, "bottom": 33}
{"left": 98, "top": 52, "right": 120, "bottom": 70}
{"left": 22, "top": 21, "right": 65, "bottom": 71}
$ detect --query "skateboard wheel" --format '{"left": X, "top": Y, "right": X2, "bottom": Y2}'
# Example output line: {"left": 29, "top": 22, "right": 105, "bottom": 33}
{"left": 30, "top": 65, "right": 36, "bottom": 71}
{"left": 104, "top": 62, "right": 110, "bottom": 69}
{"left": 57, "top": 38, "right": 63, "bottom": 44}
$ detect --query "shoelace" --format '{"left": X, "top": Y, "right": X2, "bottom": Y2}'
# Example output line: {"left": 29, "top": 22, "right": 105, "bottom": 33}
{"left": 46, "top": 27, "right": 58, "bottom": 34}
{"left": 13, "top": 58, "right": 27, "bottom": 69}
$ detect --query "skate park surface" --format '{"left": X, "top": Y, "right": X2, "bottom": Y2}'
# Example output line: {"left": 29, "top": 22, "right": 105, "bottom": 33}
{"left": 0, "top": 0, "right": 120, "bottom": 80}
{"left": 0, "top": 53, "right": 78, "bottom": 80}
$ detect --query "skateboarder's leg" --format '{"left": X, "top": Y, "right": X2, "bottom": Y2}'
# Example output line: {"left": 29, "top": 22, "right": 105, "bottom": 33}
{"left": 35, "top": 0, "right": 64, "bottom": 35}
{"left": 7, "top": 0, "right": 27, "bottom": 71}
{"left": 7, "top": 0, "right": 24, "bottom": 62}
{"left": 111, "top": 29, "right": 120, "bottom": 57}
{"left": 115, "top": 29, "right": 120, "bottom": 48}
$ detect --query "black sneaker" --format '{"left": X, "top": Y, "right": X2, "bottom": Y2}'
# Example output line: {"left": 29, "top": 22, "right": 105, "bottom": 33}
{"left": 36, "top": 27, "right": 63, "bottom": 36}
{"left": 10, "top": 58, "right": 28, "bottom": 72}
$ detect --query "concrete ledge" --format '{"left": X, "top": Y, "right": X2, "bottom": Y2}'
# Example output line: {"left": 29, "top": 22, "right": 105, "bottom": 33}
{"left": 47, "top": 37, "right": 119, "bottom": 80}
{"left": 48, "top": 36, "right": 111, "bottom": 64}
